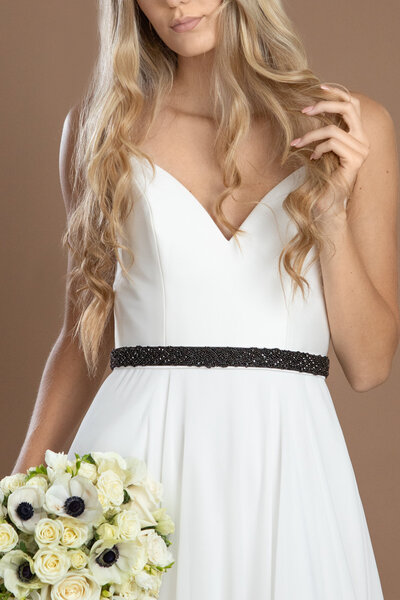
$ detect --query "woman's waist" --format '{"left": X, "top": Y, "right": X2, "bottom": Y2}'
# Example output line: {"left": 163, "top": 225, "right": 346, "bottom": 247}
{"left": 109, "top": 344, "right": 330, "bottom": 379}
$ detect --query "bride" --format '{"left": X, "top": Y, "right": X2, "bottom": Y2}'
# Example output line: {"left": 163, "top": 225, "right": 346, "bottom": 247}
{"left": 10, "top": 1, "right": 399, "bottom": 597}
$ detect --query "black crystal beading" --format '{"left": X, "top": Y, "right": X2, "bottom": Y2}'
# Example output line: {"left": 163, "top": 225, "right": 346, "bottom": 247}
{"left": 110, "top": 345, "right": 329, "bottom": 377}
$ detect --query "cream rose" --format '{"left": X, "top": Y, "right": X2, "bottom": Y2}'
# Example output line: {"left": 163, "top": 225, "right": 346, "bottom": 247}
{"left": 91, "top": 452, "right": 127, "bottom": 481}
{"left": 113, "top": 510, "right": 141, "bottom": 541}
{"left": 59, "top": 517, "right": 89, "bottom": 548}
{"left": 96, "top": 522, "right": 118, "bottom": 541}
{"left": 35, "top": 518, "right": 64, "bottom": 547}
{"left": 152, "top": 508, "right": 174, "bottom": 536}
{"left": 67, "top": 549, "right": 88, "bottom": 570}
{"left": 25, "top": 476, "right": 49, "bottom": 494}
{"left": 76, "top": 462, "right": 97, "bottom": 484}
{"left": 33, "top": 546, "right": 71, "bottom": 584}
{"left": 96, "top": 491, "right": 111, "bottom": 513}
{"left": 50, "top": 569, "right": 100, "bottom": 600}
{"left": 143, "top": 474, "right": 163, "bottom": 506}
{"left": 134, "top": 569, "right": 162, "bottom": 594}
{"left": 111, "top": 575, "right": 142, "bottom": 599}
{"left": 0, "top": 522, "right": 18, "bottom": 552}
{"left": 137, "top": 530, "right": 173, "bottom": 568}
{"left": 96, "top": 470, "right": 124, "bottom": 507}
{"left": 0, "top": 473, "right": 27, "bottom": 495}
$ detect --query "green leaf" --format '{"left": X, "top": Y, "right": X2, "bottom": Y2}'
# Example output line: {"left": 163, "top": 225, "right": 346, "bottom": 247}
{"left": 81, "top": 454, "right": 96, "bottom": 465}
{"left": 25, "top": 466, "right": 47, "bottom": 482}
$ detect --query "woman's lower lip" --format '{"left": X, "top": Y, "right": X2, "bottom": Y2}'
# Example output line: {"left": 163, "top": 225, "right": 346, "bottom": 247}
{"left": 171, "top": 17, "right": 203, "bottom": 33}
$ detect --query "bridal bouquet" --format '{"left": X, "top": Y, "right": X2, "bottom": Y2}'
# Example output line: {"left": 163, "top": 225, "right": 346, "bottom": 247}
{"left": 0, "top": 450, "right": 175, "bottom": 600}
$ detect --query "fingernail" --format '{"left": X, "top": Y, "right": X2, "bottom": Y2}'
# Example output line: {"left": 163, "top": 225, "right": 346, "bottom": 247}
{"left": 310, "top": 152, "right": 317, "bottom": 160}
{"left": 302, "top": 105, "right": 314, "bottom": 113}
{"left": 320, "top": 84, "right": 330, "bottom": 90}
{"left": 290, "top": 138, "right": 301, "bottom": 146}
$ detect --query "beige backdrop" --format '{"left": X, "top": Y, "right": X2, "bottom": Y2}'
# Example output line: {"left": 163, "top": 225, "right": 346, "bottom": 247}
{"left": 0, "top": 1, "right": 399, "bottom": 597}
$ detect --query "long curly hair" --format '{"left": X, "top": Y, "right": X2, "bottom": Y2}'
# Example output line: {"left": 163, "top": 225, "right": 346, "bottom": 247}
{"left": 63, "top": 0, "right": 351, "bottom": 376}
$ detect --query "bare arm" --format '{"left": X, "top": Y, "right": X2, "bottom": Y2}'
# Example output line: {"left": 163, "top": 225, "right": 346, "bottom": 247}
{"left": 318, "top": 93, "right": 400, "bottom": 392}
{"left": 10, "top": 106, "right": 114, "bottom": 474}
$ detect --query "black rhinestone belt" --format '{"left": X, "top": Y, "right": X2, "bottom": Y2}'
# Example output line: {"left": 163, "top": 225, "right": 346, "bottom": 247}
{"left": 110, "top": 345, "right": 329, "bottom": 377}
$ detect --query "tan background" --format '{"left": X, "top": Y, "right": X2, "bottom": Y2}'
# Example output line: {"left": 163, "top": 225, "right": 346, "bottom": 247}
{"left": 0, "top": 1, "right": 399, "bottom": 596}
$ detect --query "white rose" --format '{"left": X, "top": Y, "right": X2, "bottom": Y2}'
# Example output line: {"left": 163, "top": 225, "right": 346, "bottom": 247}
{"left": 34, "top": 518, "right": 63, "bottom": 547}
{"left": 96, "top": 522, "right": 118, "bottom": 541}
{"left": 143, "top": 474, "right": 163, "bottom": 505}
{"left": 0, "top": 522, "right": 19, "bottom": 552}
{"left": 137, "top": 530, "right": 173, "bottom": 568}
{"left": 96, "top": 491, "right": 111, "bottom": 513}
{"left": 0, "top": 473, "right": 27, "bottom": 495}
{"left": 76, "top": 462, "right": 97, "bottom": 483}
{"left": 25, "top": 476, "right": 49, "bottom": 494}
{"left": 113, "top": 510, "right": 141, "bottom": 541}
{"left": 152, "top": 507, "right": 174, "bottom": 536}
{"left": 134, "top": 569, "right": 162, "bottom": 594}
{"left": 112, "top": 576, "right": 142, "bottom": 599}
{"left": 96, "top": 470, "right": 124, "bottom": 506}
{"left": 67, "top": 549, "right": 88, "bottom": 570}
{"left": 58, "top": 517, "right": 89, "bottom": 548}
{"left": 33, "top": 546, "right": 71, "bottom": 584}
{"left": 91, "top": 452, "right": 127, "bottom": 480}
{"left": 51, "top": 569, "right": 100, "bottom": 600}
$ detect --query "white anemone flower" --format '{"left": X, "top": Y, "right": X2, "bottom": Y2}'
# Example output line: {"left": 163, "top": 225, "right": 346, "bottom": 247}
{"left": 44, "top": 473, "right": 103, "bottom": 524}
{"left": 0, "top": 549, "right": 42, "bottom": 599}
{"left": 88, "top": 537, "right": 146, "bottom": 586}
{"left": 7, "top": 486, "right": 47, "bottom": 534}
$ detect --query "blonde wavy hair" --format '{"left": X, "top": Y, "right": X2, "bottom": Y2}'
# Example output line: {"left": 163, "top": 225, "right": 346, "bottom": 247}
{"left": 63, "top": 0, "right": 351, "bottom": 376}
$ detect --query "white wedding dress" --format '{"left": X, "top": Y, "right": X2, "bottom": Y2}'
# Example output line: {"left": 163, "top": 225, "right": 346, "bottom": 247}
{"left": 67, "top": 155, "right": 384, "bottom": 599}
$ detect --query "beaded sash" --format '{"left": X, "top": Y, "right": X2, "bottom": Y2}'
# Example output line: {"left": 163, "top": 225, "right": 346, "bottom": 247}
{"left": 110, "top": 345, "right": 329, "bottom": 377}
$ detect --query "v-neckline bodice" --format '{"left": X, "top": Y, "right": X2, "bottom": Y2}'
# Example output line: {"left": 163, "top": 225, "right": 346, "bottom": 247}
{"left": 131, "top": 155, "right": 306, "bottom": 244}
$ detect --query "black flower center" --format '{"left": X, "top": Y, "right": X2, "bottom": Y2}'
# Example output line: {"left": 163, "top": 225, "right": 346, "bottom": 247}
{"left": 16, "top": 501, "right": 34, "bottom": 521}
{"left": 95, "top": 545, "right": 120, "bottom": 568}
{"left": 17, "top": 561, "right": 35, "bottom": 582}
{"left": 64, "top": 495, "right": 85, "bottom": 517}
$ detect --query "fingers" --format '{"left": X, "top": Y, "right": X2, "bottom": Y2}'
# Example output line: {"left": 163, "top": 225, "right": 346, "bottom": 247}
{"left": 301, "top": 99, "right": 363, "bottom": 138}
{"left": 291, "top": 124, "right": 368, "bottom": 156}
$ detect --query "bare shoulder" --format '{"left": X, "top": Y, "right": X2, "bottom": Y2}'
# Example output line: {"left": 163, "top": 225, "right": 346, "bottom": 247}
{"left": 346, "top": 89, "right": 398, "bottom": 213}
{"left": 348, "top": 90, "right": 397, "bottom": 167}
{"left": 59, "top": 102, "right": 83, "bottom": 217}
{"left": 346, "top": 89, "right": 400, "bottom": 333}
